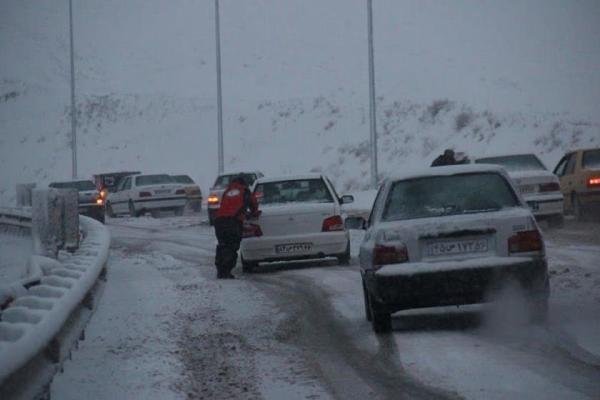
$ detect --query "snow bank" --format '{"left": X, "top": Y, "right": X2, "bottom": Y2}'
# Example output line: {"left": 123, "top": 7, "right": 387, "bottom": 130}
{"left": 0, "top": 216, "right": 110, "bottom": 385}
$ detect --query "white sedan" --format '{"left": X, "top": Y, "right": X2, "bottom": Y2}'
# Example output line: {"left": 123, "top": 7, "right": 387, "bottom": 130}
{"left": 349, "top": 164, "right": 549, "bottom": 333}
{"left": 106, "top": 174, "right": 187, "bottom": 217}
{"left": 240, "top": 174, "right": 353, "bottom": 272}
{"left": 475, "top": 153, "right": 564, "bottom": 227}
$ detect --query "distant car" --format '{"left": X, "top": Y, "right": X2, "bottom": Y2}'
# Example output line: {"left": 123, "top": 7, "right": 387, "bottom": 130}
{"left": 171, "top": 175, "right": 202, "bottom": 212}
{"left": 105, "top": 174, "right": 187, "bottom": 218}
{"left": 553, "top": 148, "right": 600, "bottom": 221}
{"left": 49, "top": 180, "right": 106, "bottom": 223}
{"left": 207, "top": 171, "right": 264, "bottom": 225}
{"left": 93, "top": 171, "right": 141, "bottom": 195}
{"left": 239, "top": 174, "right": 354, "bottom": 272}
{"left": 349, "top": 165, "right": 549, "bottom": 333}
{"left": 474, "top": 153, "right": 564, "bottom": 227}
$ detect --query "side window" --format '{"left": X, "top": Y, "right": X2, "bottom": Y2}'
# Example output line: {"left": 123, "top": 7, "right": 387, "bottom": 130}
{"left": 325, "top": 177, "right": 340, "bottom": 201}
{"left": 553, "top": 156, "right": 568, "bottom": 177}
{"left": 367, "top": 184, "right": 387, "bottom": 227}
{"left": 116, "top": 178, "right": 126, "bottom": 192}
{"left": 123, "top": 177, "right": 132, "bottom": 191}
{"left": 565, "top": 153, "right": 577, "bottom": 175}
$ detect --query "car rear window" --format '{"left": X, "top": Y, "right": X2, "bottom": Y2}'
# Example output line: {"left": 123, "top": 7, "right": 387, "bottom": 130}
{"left": 582, "top": 150, "right": 600, "bottom": 170}
{"left": 135, "top": 174, "right": 173, "bottom": 186}
{"left": 382, "top": 173, "right": 520, "bottom": 221}
{"left": 172, "top": 175, "right": 194, "bottom": 184}
{"left": 214, "top": 173, "right": 257, "bottom": 188}
{"left": 254, "top": 179, "right": 333, "bottom": 205}
{"left": 49, "top": 180, "right": 96, "bottom": 191}
{"left": 475, "top": 154, "right": 546, "bottom": 172}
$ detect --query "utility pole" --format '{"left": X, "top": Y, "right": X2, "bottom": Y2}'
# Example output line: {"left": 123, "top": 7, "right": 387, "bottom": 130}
{"left": 367, "top": 0, "right": 378, "bottom": 188}
{"left": 215, "top": 0, "right": 224, "bottom": 173}
{"left": 68, "top": 0, "right": 77, "bottom": 179}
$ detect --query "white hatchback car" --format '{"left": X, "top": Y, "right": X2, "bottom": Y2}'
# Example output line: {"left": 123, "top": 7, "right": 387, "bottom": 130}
{"left": 475, "top": 154, "right": 564, "bottom": 227}
{"left": 106, "top": 174, "right": 187, "bottom": 217}
{"left": 349, "top": 165, "right": 549, "bottom": 333}
{"left": 240, "top": 174, "right": 354, "bottom": 272}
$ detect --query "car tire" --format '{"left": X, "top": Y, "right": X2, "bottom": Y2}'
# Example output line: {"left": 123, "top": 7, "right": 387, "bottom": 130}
{"left": 369, "top": 294, "right": 392, "bottom": 333}
{"left": 362, "top": 279, "right": 372, "bottom": 322}
{"left": 106, "top": 202, "right": 115, "bottom": 218}
{"left": 572, "top": 193, "right": 584, "bottom": 221}
{"left": 129, "top": 201, "right": 140, "bottom": 218}
{"left": 337, "top": 241, "right": 351, "bottom": 265}
{"left": 547, "top": 214, "right": 564, "bottom": 228}
{"left": 241, "top": 258, "right": 258, "bottom": 273}
{"left": 174, "top": 206, "right": 185, "bottom": 216}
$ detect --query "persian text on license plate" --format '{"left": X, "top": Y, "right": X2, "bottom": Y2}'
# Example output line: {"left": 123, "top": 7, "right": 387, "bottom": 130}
{"left": 427, "top": 239, "right": 488, "bottom": 256}
{"left": 519, "top": 185, "right": 535, "bottom": 194}
{"left": 275, "top": 243, "right": 312, "bottom": 254}
{"left": 155, "top": 189, "right": 170, "bottom": 194}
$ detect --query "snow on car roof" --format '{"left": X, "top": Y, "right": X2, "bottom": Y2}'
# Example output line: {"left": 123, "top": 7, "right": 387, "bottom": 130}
{"left": 255, "top": 173, "right": 324, "bottom": 184}
{"left": 473, "top": 152, "right": 539, "bottom": 160}
{"left": 387, "top": 164, "right": 507, "bottom": 183}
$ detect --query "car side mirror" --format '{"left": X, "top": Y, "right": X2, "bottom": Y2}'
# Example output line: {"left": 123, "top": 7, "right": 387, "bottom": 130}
{"left": 340, "top": 195, "right": 354, "bottom": 205}
{"left": 345, "top": 215, "right": 366, "bottom": 230}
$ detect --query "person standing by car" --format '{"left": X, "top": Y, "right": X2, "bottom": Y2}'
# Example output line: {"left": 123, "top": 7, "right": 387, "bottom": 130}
{"left": 431, "top": 148, "right": 457, "bottom": 167}
{"left": 214, "top": 176, "right": 259, "bottom": 279}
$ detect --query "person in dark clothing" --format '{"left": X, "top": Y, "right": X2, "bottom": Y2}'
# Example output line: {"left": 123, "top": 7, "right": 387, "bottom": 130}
{"left": 431, "top": 149, "right": 457, "bottom": 167}
{"left": 213, "top": 176, "right": 259, "bottom": 279}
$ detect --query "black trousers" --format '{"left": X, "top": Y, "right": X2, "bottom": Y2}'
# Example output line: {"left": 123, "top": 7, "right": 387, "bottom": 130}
{"left": 214, "top": 217, "right": 243, "bottom": 276}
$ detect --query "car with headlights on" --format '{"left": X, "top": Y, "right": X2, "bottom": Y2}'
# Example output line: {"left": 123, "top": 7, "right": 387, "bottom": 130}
{"left": 105, "top": 173, "right": 187, "bottom": 217}
{"left": 207, "top": 171, "right": 263, "bottom": 225}
{"left": 475, "top": 153, "right": 564, "bottom": 227}
{"left": 347, "top": 165, "right": 549, "bottom": 333}
{"left": 240, "top": 174, "right": 353, "bottom": 272}
{"left": 171, "top": 174, "right": 202, "bottom": 212}
{"left": 49, "top": 180, "right": 105, "bottom": 223}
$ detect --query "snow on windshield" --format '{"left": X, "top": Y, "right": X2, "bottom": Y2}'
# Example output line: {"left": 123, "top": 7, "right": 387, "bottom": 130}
{"left": 475, "top": 154, "right": 546, "bottom": 172}
{"left": 255, "top": 179, "right": 333, "bottom": 205}
{"left": 135, "top": 174, "right": 173, "bottom": 186}
{"left": 582, "top": 150, "right": 600, "bottom": 170}
{"left": 382, "top": 173, "right": 520, "bottom": 221}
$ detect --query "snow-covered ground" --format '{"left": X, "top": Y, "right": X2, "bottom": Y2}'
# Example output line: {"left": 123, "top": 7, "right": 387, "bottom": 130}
{"left": 50, "top": 213, "right": 600, "bottom": 399}
{"left": 0, "top": 231, "right": 32, "bottom": 283}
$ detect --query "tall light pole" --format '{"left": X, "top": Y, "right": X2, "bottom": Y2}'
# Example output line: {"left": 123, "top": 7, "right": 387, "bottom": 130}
{"left": 68, "top": 0, "right": 77, "bottom": 179}
{"left": 214, "top": 0, "right": 224, "bottom": 173}
{"left": 367, "top": 0, "right": 378, "bottom": 188}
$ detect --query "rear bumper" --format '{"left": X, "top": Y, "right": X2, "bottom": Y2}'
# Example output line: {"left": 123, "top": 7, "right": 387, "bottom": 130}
{"left": 241, "top": 231, "right": 349, "bottom": 262}
{"left": 365, "top": 256, "right": 548, "bottom": 313}
{"left": 523, "top": 194, "right": 564, "bottom": 217}
{"left": 133, "top": 197, "right": 186, "bottom": 210}
{"left": 578, "top": 191, "right": 600, "bottom": 208}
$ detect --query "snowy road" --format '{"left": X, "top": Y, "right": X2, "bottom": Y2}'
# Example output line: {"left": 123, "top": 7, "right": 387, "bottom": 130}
{"left": 51, "top": 215, "right": 600, "bottom": 399}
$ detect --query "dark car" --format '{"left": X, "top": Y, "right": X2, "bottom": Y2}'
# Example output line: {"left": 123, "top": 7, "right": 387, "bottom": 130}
{"left": 49, "top": 180, "right": 105, "bottom": 223}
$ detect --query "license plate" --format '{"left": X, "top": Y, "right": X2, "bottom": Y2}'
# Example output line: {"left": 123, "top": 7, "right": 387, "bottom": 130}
{"left": 275, "top": 243, "right": 312, "bottom": 254}
{"left": 519, "top": 185, "right": 535, "bottom": 194}
{"left": 427, "top": 239, "right": 488, "bottom": 256}
{"left": 155, "top": 189, "right": 170, "bottom": 194}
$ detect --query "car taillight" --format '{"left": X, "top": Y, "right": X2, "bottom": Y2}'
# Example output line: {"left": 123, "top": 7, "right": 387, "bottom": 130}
{"left": 322, "top": 215, "right": 344, "bottom": 232}
{"left": 96, "top": 198, "right": 104, "bottom": 205}
{"left": 539, "top": 182, "right": 560, "bottom": 192}
{"left": 207, "top": 195, "right": 219, "bottom": 204}
{"left": 588, "top": 177, "right": 600, "bottom": 187}
{"left": 175, "top": 189, "right": 186, "bottom": 195}
{"left": 100, "top": 189, "right": 107, "bottom": 199}
{"left": 508, "top": 230, "right": 543, "bottom": 253}
{"left": 373, "top": 244, "right": 409, "bottom": 266}
{"left": 243, "top": 223, "right": 263, "bottom": 238}
{"left": 139, "top": 191, "right": 152, "bottom": 198}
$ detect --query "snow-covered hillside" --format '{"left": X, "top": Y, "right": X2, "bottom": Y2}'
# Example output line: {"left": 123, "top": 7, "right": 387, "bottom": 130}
{"left": 1, "top": 0, "right": 600, "bottom": 205}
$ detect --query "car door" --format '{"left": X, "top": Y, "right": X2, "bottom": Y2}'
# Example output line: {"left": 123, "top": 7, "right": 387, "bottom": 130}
{"left": 115, "top": 177, "right": 132, "bottom": 214}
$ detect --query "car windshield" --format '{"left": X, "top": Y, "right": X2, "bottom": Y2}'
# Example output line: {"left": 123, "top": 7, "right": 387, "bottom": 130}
{"left": 254, "top": 179, "right": 333, "bottom": 205}
{"left": 582, "top": 149, "right": 600, "bottom": 170}
{"left": 172, "top": 175, "right": 194, "bottom": 184}
{"left": 475, "top": 154, "right": 546, "bottom": 172}
{"left": 135, "top": 174, "right": 173, "bottom": 186}
{"left": 214, "top": 173, "right": 257, "bottom": 188}
{"left": 49, "top": 180, "right": 96, "bottom": 191}
{"left": 382, "top": 173, "right": 520, "bottom": 221}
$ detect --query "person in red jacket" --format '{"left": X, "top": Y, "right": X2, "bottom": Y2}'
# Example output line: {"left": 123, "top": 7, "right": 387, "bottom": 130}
{"left": 214, "top": 175, "right": 259, "bottom": 279}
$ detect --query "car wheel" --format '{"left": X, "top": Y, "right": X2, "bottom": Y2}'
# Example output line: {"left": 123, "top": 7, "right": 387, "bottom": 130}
{"left": 572, "top": 193, "right": 584, "bottom": 221}
{"left": 174, "top": 206, "right": 185, "bottom": 216}
{"left": 241, "top": 257, "right": 258, "bottom": 273}
{"left": 129, "top": 201, "right": 140, "bottom": 218}
{"left": 337, "top": 241, "right": 351, "bottom": 265}
{"left": 362, "top": 279, "right": 372, "bottom": 322}
{"left": 547, "top": 214, "right": 564, "bottom": 228}
{"left": 106, "top": 202, "right": 115, "bottom": 218}
{"left": 369, "top": 294, "right": 392, "bottom": 333}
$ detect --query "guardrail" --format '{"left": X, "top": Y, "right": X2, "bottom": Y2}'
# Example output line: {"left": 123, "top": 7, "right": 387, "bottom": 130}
{"left": 0, "top": 208, "right": 111, "bottom": 399}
